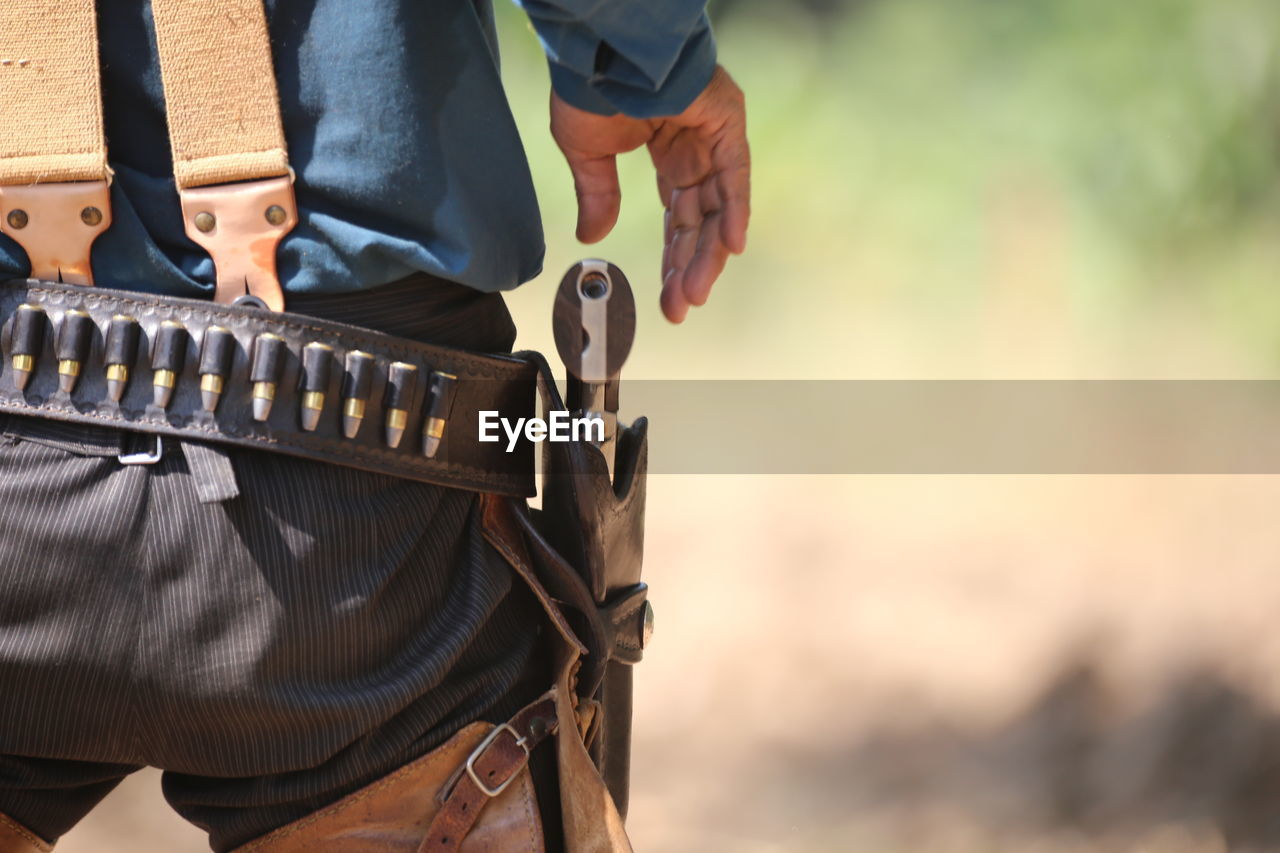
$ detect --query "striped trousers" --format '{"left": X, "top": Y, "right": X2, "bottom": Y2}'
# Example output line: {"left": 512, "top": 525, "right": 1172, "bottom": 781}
{"left": 0, "top": 278, "right": 547, "bottom": 851}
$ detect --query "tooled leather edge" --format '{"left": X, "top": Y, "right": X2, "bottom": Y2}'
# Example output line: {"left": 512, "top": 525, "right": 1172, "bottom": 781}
{"left": 15, "top": 281, "right": 533, "bottom": 380}
{"left": 0, "top": 280, "right": 538, "bottom": 495}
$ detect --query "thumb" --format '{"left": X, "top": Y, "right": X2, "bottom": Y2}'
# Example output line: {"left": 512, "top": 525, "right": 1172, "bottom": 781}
{"left": 566, "top": 152, "right": 622, "bottom": 244}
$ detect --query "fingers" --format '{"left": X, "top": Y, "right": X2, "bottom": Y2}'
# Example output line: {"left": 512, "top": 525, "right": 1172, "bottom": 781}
{"left": 681, "top": 181, "right": 731, "bottom": 307}
{"left": 566, "top": 152, "right": 622, "bottom": 244}
{"left": 715, "top": 158, "right": 751, "bottom": 255}
{"left": 708, "top": 100, "right": 750, "bottom": 255}
{"left": 660, "top": 274, "right": 691, "bottom": 324}
{"left": 660, "top": 181, "right": 732, "bottom": 323}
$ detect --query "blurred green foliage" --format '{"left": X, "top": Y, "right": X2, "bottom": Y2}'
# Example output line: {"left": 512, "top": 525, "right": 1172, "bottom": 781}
{"left": 496, "top": 0, "right": 1280, "bottom": 377}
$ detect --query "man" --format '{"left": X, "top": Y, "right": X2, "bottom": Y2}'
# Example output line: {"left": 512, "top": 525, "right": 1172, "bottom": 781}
{"left": 0, "top": 0, "right": 748, "bottom": 850}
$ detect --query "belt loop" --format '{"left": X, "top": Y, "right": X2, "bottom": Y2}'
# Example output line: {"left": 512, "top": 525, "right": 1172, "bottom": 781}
{"left": 179, "top": 440, "right": 240, "bottom": 503}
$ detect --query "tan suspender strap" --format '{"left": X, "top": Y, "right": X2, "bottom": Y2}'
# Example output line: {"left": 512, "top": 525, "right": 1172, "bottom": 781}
{"left": 149, "top": 0, "right": 290, "bottom": 189}
{"left": 150, "top": 0, "right": 297, "bottom": 311}
{"left": 0, "top": 0, "right": 112, "bottom": 285}
{"left": 0, "top": 0, "right": 108, "bottom": 185}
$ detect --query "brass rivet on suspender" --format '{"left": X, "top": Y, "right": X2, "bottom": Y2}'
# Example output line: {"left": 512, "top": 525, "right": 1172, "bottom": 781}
{"left": 264, "top": 205, "right": 287, "bottom": 226}
{"left": 80, "top": 206, "right": 103, "bottom": 226}
{"left": 194, "top": 211, "right": 216, "bottom": 233}
{"left": 7, "top": 209, "right": 28, "bottom": 229}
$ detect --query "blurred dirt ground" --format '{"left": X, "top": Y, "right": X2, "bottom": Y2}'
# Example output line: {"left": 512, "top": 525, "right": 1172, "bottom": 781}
{"left": 61, "top": 474, "right": 1280, "bottom": 851}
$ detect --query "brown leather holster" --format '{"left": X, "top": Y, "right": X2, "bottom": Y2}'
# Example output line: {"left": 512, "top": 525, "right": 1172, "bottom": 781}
{"left": 467, "top": 349, "right": 649, "bottom": 851}
{"left": 519, "top": 351, "right": 651, "bottom": 819}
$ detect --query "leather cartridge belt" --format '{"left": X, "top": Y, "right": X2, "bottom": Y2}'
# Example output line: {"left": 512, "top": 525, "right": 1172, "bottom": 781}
{"left": 0, "top": 279, "right": 537, "bottom": 496}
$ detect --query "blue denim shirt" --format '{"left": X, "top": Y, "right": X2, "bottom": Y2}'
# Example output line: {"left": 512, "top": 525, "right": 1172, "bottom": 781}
{"left": 0, "top": 0, "right": 715, "bottom": 297}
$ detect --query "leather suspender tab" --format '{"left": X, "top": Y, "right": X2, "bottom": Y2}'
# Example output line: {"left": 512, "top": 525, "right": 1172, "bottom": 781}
{"left": 177, "top": 176, "right": 296, "bottom": 312}
{"left": 0, "top": 0, "right": 113, "bottom": 285}
{"left": 0, "top": 181, "right": 111, "bottom": 285}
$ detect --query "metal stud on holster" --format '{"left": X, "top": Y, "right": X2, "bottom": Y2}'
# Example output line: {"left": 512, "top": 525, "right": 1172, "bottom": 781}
{"left": 340, "top": 350, "right": 374, "bottom": 438}
{"left": 421, "top": 370, "right": 457, "bottom": 459}
{"left": 55, "top": 310, "right": 95, "bottom": 393}
{"left": 104, "top": 315, "right": 141, "bottom": 403}
{"left": 9, "top": 304, "right": 46, "bottom": 392}
{"left": 150, "top": 321, "right": 188, "bottom": 409}
{"left": 197, "top": 326, "right": 235, "bottom": 412}
{"left": 299, "top": 342, "right": 332, "bottom": 431}
{"left": 250, "top": 333, "right": 285, "bottom": 421}
{"left": 384, "top": 362, "right": 417, "bottom": 448}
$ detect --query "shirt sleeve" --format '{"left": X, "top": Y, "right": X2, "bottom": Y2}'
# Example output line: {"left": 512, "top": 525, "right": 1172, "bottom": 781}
{"left": 513, "top": 0, "right": 717, "bottom": 118}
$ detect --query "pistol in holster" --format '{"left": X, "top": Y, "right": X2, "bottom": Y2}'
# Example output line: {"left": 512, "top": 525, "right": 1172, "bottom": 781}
{"left": 525, "top": 260, "right": 651, "bottom": 818}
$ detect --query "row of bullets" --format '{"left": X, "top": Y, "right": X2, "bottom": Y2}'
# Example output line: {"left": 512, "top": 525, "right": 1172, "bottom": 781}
{"left": 7, "top": 304, "right": 456, "bottom": 456}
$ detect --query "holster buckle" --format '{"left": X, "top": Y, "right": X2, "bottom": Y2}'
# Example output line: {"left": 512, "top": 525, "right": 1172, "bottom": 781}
{"left": 464, "top": 723, "right": 530, "bottom": 798}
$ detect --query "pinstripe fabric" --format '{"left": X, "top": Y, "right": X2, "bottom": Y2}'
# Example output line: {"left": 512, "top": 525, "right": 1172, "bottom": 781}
{"left": 0, "top": 276, "right": 547, "bottom": 851}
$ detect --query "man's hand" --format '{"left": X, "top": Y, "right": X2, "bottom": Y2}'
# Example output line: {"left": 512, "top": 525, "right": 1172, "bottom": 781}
{"left": 551, "top": 66, "right": 750, "bottom": 323}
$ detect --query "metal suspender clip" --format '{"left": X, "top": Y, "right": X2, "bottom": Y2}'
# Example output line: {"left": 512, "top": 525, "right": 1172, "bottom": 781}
{"left": 0, "top": 180, "right": 112, "bottom": 285}
{"left": 178, "top": 175, "right": 298, "bottom": 313}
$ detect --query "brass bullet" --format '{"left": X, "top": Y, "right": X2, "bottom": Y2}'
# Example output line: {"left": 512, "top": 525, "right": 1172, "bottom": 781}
{"left": 249, "top": 333, "right": 285, "bottom": 422}
{"left": 105, "top": 315, "right": 141, "bottom": 403}
{"left": 105, "top": 363, "right": 129, "bottom": 402}
{"left": 421, "top": 371, "right": 457, "bottom": 459}
{"left": 150, "top": 321, "right": 188, "bottom": 409}
{"left": 197, "top": 326, "right": 236, "bottom": 412}
{"left": 152, "top": 369, "right": 176, "bottom": 408}
{"left": 300, "top": 390, "right": 325, "bottom": 432}
{"left": 384, "top": 362, "right": 418, "bottom": 449}
{"left": 342, "top": 396, "right": 366, "bottom": 438}
{"left": 54, "top": 310, "right": 94, "bottom": 394}
{"left": 200, "top": 373, "right": 224, "bottom": 412}
{"left": 385, "top": 407, "right": 409, "bottom": 449}
{"left": 252, "top": 382, "right": 276, "bottom": 421}
{"left": 422, "top": 416, "right": 447, "bottom": 460}
{"left": 10, "top": 304, "right": 45, "bottom": 392}
{"left": 300, "top": 343, "right": 333, "bottom": 432}
{"left": 340, "top": 350, "right": 374, "bottom": 438}
{"left": 11, "top": 354, "right": 33, "bottom": 391}
{"left": 57, "top": 359, "right": 81, "bottom": 393}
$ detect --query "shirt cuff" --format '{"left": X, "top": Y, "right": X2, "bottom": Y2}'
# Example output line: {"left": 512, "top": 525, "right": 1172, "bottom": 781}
{"left": 549, "top": 21, "right": 717, "bottom": 119}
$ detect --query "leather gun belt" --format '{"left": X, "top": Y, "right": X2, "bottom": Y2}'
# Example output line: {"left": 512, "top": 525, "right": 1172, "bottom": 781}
{"left": 0, "top": 278, "right": 537, "bottom": 496}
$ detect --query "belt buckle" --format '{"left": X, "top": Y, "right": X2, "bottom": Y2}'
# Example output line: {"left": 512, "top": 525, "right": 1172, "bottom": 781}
{"left": 464, "top": 723, "right": 530, "bottom": 798}
{"left": 118, "top": 434, "right": 164, "bottom": 465}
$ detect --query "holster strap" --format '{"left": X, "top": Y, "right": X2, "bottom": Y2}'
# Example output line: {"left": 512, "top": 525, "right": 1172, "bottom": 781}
{"left": 421, "top": 697, "right": 558, "bottom": 853}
